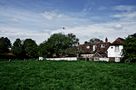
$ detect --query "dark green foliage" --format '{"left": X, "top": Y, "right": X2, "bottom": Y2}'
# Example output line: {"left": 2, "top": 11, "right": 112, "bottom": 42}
{"left": 65, "top": 47, "right": 77, "bottom": 57}
{"left": 43, "top": 33, "right": 79, "bottom": 57}
{"left": 123, "top": 33, "right": 136, "bottom": 62}
{"left": 0, "top": 37, "right": 11, "bottom": 53}
{"left": 12, "top": 38, "right": 25, "bottom": 59}
{"left": 0, "top": 61, "right": 136, "bottom": 90}
{"left": 38, "top": 41, "right": 48, "bottom": 57}
{"left": 89, "top": 38, "right": 103, "bottom": 44}
{"left": 67, "top": 33, "right": 79, "bottom": 46}
{"left": 23, "top": 39, "right": 38, "bottom": 58}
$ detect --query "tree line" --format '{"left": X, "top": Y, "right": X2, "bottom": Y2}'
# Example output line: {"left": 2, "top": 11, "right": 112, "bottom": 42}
{"left": 0, "top": 32, "right": 136, "bottom": 62}
{"left": 0, "top": 33, "right": 79, "bottom": 59}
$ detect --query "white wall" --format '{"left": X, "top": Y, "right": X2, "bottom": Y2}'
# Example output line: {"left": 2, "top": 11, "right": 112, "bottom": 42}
{"left": 39, "top": 57, "right": 44, "bottom": 60}
{"left": 107, "top": 45, "right": 123, "bottom": 58}
{"left": 93, "top": 58, "right": 109, "bottom": 62}
{"left": 46, "top": 57, "right": 77, "bottom": 61}
{"left": 80, "top": 54, "right": 94, "bottom": 58}
{"left": 115, "top": 57, "right": 120, "bottom": 62}
{"left": 99, "top": 58, "right": 109, "bottom": 62}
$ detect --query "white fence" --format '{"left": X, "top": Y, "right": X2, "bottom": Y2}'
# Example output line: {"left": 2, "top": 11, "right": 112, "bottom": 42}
{"left": 39, "top": 57, "right": 110, "bottom": 62}
{"left": 45, "top": 57, "right": 77, "bottom": 61}
{"left": 93, "top": 58, "right": 109, "bottom": 62}
{"left": 99, "top": 58, "right": 109, "bottom": 62}
{"left": 39, "top": 57, "right": 44, "bottom": 60}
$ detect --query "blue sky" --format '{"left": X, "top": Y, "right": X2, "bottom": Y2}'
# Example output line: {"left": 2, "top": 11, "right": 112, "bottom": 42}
{"left": 0, "top": 0, "right": 136, "bottom": 44}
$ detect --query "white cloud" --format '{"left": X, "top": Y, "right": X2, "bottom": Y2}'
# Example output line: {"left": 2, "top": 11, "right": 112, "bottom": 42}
{"left": 113, "top": 5, "right": 136, "bottom": 12}
{"left": 0, "top": 5, "right": 136, "bottom": 45}
{"left": 0, "top": 27, "right": 50, "bottom": 44}
{"left": 113, "top": 5, "right": 136, "bottom": 21}
{"left": 41, "top": 11, "right": 64, "bottom": 20}
{"left": 0, "top": 8, "right": 91, "bottom": 44}
{"left": 50, "top": 20, "right": 136, "bottom": 43}
{"left": 113, "top": 11, "right": 136, "bottom": 21}
{"left": 113, "top": 24, "right": 123, "bottom": 29}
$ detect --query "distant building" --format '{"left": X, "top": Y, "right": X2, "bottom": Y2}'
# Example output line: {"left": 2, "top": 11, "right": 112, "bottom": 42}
{"left": 107, "top": 38, "right": 124, "bottom": 62}
{"left": 78, "top": 38, "right": 111, "bottom": 61}
{"left": 78, "top": 43, "right": 93, "bottom": 60}
{"left": 93, "top": 38, "right": 111, "bottom": 58}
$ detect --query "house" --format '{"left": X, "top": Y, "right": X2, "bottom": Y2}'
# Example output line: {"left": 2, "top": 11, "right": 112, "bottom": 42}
{"left": 107, "top": 38, "right": 124, "bottom": 62}
{"left": 79, "top": 38, "right": 111, "bottom": 61}
{"left": 93, "top": 38, "right": 111, "bottom": 58}
{"left": 78, "top": 43, "right": 94, "bottom": 60}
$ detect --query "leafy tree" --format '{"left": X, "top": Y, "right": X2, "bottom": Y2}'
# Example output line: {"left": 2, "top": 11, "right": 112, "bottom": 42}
{"left": 0, "top": 37, "right": 11, "bottom": 54}
{"left": 67, "top": 33, "right": 79, "bottom": 46}
{"left": 123, "top": 33, "right": 136, "bottom": 62}
{"left": 65, "top": 47, "right": 77, "bottom": 57}
{"left": 12, "top": 38, "right": 25, "bottom": 59}
{"left": 89, "top": 38, "right": 103, "bottom": 44}
{"left": 38, "top": 41, "right": 48, "bottom": 57}
{"left": 46, "top": 33, "right": 71, "bottom": 57}
{"left": 38, "top": 33, "right": 79, "bottom": 57}
{"left": 45, "top": 33, "right": 77, "bottom": 57}
{"left": 23, "top": 39, "right": 38, "bottom": 58}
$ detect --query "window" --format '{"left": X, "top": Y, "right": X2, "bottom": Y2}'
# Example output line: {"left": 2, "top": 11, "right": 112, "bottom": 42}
{"left": 86, "top": 46, "right": 90, "bottom": 49}
{"left": 93, "top": 45, "right": 96, "bottom": 51}
{"left": 115, "top": 46, "right": 119, "bottom": 52}
{"left": 101, "top": 44, "right": 105, "bottom": 48}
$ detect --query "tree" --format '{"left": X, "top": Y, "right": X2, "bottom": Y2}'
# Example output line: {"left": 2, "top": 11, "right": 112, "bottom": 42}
{"left": 123, "top": 33, "right": 136, "bottom": 62}
{"left": 38, "top": 41, "right": 48, "bottom": 57}
{"left": 12, "top": 38, "right": 25, "bottom": 59}
{"left": 65, "top": 47, "right": 77, "bottom": 57}
{"left": 38, "top": 33, "right": 79, "bottom": 57}
{"left": 46, "top": 33, "right": 72, "bottom": 57}
{"left": 23, "top": 39, "right": 38, "bottom": 58}
{"left": 89, "top": 38, "right": 103, "bottom": 44}
{"left": 67, "top": 33, "right": 79, "bottom": 46}
{"left": 45, "top": 33, "right": 78, "bottom": 57}
{"left": 0, "top": 37, "right": 11, "bottom": 54}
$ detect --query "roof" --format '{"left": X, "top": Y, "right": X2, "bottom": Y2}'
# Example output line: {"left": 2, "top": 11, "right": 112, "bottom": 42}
{"left": 95, "top": 42, "right": 111, "bottom": 52}
{"left": 78, "top": 44, "right": 93, "bottom": 54}
{"left": 111, "top": 38, "right": 124, "bottom": 45}
{"left": 78, "top": 41, "right": 111, "bottom": 55}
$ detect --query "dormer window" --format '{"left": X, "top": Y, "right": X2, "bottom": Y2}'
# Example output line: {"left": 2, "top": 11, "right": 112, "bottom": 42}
{"left": 93, "top": 45, "right": 96, "bottom": 51}
{"left": 101, "top": 44, "right": 105, "bottom": 48}
{"left": 86, "top": 46, "right": 90, "bottom": 49}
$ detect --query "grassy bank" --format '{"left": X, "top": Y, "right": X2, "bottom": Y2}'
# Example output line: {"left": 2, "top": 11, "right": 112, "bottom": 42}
{"left": 0, "top": 60, "right": 136, "bottom": 90}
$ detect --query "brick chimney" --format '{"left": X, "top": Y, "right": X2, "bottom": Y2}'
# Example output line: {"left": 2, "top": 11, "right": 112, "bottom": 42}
{"left": 105, "top": 37, "right": 108, "bottom": 42}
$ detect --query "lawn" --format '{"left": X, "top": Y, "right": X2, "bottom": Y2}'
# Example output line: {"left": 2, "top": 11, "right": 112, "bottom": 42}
{"left": 0, "top": 60, "right": 136, "bottom": 90}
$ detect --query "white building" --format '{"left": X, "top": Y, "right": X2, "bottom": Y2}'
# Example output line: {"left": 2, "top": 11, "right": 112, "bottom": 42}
{"left": 107, "top": 38, "right": 124, "bottom": 62}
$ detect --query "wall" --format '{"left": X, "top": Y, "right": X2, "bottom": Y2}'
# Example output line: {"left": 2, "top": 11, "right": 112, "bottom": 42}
{"left": 115, "top": 57, "right": 120, "bottom": 62}
{"left": 46, "top": 57, "right": 77, "bottom": 61}
{"left": 99, "top": 58, "right": 109, "bottom": 62}
{"left": 93, "top": 58, "right": 109, "bottom": 62}
{"left": 80, "top": 54, "right": 94, "bottom": 58}
{"left": 107, "top": 45, "right": 123, "bottom": 58}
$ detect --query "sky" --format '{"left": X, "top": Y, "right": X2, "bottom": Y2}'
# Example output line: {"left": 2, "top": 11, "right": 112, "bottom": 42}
{"left": 0, "top": 0, "right": 136, "bottom": 44}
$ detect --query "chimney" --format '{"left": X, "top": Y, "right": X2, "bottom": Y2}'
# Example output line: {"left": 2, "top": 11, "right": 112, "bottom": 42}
{"left": 105, "top": 37, "right": 108, "bottom": 42}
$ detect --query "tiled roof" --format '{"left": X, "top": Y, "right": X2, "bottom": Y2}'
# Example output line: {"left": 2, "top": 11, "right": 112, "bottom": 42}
{"left": 95, "top": 42, "right": 111, "bottom": 57}
{"left": 79, "top": 42, "right": 111, "bottom": 56}
{"left": 111, "top": 38, "right": 124, "bottom": 45}
{"left": 78, "top": 44, "right": 93, "bottom": 54}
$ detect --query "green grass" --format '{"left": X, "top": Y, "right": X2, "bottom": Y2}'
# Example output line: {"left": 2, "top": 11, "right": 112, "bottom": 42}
{"left": 0, "top": 60, "right": 136, "bottom": 90}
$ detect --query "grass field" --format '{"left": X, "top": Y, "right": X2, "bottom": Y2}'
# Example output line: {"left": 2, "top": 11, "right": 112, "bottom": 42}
{"left": 0, "top": 60, "right": 136, "bottom": 90}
